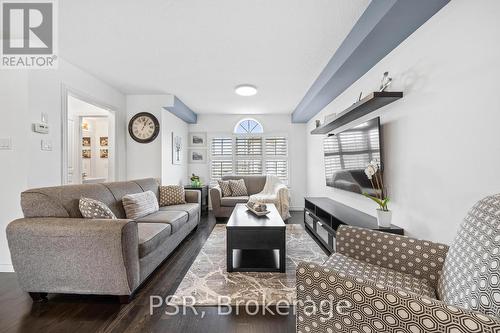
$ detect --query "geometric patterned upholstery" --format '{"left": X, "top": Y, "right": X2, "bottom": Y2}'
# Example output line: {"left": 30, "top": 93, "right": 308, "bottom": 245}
{"left": 325, "top": 253, "right": 436, "bottom": 298}
{"left": 228, "top": 179, "right": 248, "bottom": 196}
{"left": 296, "top": 220, "right": 500, "bottom": 333}
{"left": 217, "top": 180, "right": 232, "bottom": 197}
{"left": 336, "top": 225, "right": 448, "bottom": 290}
{"left": 159, "top": 185, "right": 186, "bottom": 206}
{"left": 296, "top": 261, "right": 500, "bottom": 333}
{"left": 438, "top": 194, "right": 500, "bottom": 318}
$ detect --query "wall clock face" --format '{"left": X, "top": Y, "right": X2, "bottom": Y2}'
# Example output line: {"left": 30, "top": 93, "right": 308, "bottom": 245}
{"left": 128, "top": 112, "right": 160, "bottom": 143}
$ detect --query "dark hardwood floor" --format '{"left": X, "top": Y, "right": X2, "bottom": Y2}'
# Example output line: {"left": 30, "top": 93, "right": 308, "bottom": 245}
{"left": 0, "top": 211, "right": 310, "bottom": 333}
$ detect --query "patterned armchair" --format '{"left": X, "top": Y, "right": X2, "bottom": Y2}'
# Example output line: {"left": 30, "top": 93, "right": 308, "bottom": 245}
{"left": 296, "top": 194, "right": 500, "bottom": 333}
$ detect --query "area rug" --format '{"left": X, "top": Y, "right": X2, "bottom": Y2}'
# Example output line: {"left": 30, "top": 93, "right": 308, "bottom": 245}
{"left": 171, "top": 224, "right": 328, "bottom": 305}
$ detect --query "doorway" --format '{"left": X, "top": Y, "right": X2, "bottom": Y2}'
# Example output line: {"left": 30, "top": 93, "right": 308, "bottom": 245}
{"left": 65, "top": 94, "right": 115, "bottom": 184}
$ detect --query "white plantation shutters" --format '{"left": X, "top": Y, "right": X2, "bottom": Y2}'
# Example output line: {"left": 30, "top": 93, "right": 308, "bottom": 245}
{"left": 236, "top": 137, "right": 262, "bottom": 156}
{"left": 236, "top": 160, "right": 262, "bottom": 175}
{"left": 265, "top": 160, "right": 288, "bottom": 182}
{"left": 210, "top": 134, "right": 289, "bottom": 183}
{"left": 235, "top": 137, "right": 262, "bottom": 175}
{"left": 210, "top": 137, "right": 233, "bottom": 180}
{"left": 265, "top": 137, "right": 287, "bottom": 156}
{"left": 211, "top": 138, "right": 232, "bottom": 156}
{"left": 211, "top": 160, "right": 233, "bottom": 180}
{"left": 264, "top": 137, "right": 288, "bottom": 183}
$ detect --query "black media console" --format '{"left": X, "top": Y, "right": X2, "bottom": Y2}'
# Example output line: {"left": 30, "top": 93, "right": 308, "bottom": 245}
{"left": 304, "top": 197, "right": 404, "bottom": 254}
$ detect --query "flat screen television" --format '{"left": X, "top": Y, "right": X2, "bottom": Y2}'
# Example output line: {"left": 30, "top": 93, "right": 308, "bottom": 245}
{"left": 323, "top": 117, "right": 382, "bottom": 197}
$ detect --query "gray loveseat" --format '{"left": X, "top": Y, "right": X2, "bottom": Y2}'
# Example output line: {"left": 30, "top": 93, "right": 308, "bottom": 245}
{"left": 210, "top": 175, "right": 267, "bottom": 219}
{"left": 6, "top": 178, "right": 200, "bottom": 303}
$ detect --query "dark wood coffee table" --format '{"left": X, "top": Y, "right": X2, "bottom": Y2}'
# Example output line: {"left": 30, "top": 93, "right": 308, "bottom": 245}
{"left": 226, "top": 203, "right": 286, "bottom": 273}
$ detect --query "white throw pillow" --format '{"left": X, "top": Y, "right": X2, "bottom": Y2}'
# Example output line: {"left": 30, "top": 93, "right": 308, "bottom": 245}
{"left": 122, "top": 191, "right": 159, "bottom": 219}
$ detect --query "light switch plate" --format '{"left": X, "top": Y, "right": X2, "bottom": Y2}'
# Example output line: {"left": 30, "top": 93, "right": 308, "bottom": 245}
{"left": 41, "top": 140, "right": 52, "bottom": 151}
{"left": 0, "top": 138, "right": 12, "bottom": 150}
{"left": 33, "top": 123, "right": 49, "bottom": 134}
{"left": 41, "top": 113, "right": 49, "bottom": 124}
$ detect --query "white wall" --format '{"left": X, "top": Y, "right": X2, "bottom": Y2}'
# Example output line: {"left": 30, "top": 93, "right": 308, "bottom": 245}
{"left": 306, "top": 0, "right": 500, "bottom": 244}
{"left": 161, "top": 111, "right": 189, "bottom": 185}
{"left": 0, "top": 59, "right": 127, "bottom": 271}
{"left": 188, "top": 114, "right": 307, "bottom": 209}
{"left": 27, "top": 59, "right": 126, "bottom": 188}
{"left": 0, "top": 72, "right": 29, "bottom": 272}
{"left": 126, "top": 95, "right": 188, "bottom": 185}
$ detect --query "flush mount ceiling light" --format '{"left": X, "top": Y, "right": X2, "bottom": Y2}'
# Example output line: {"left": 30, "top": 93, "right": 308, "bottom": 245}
{"left": 235, "top": 84, "right": 258, "bottom": 96}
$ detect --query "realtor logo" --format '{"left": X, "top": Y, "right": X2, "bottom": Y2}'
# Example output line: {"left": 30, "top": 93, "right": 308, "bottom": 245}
{"left": 1, "top": 0, "right": 58, "bottom": 68}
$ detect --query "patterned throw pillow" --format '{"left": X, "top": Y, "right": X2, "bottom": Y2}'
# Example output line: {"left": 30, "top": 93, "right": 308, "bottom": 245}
{"left": 218, "top": 180, "right": 232, "bottom": 197}
{"left": 79, "top": 197, "right": 116, "bottom": 219}
{"left": 122, "top": 190, "right": 159, "bottom": 220}
{"left": 229, "top": 179, "right": 248, "bottom": 196}
{"left": 159, "top": 185, "right": 186, "bottom": 206}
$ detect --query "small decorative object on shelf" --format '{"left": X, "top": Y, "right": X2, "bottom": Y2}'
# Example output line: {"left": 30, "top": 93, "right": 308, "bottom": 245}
{"left": 379, "top": 71, "right": 392, "bottom": 92}
{"left": 315, "top": 120, "right": 321, "bottom": 128}
{"left": 363, "top": 160, "right": 392, "bottom": 227}
{"left": 190, "top": 173, "right": 201, "bottom": 187}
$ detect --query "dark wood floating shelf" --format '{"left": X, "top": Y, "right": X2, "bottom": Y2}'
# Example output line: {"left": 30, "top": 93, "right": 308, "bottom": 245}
{"left": 311, "top": 91, "right": 403, "bottom": 135}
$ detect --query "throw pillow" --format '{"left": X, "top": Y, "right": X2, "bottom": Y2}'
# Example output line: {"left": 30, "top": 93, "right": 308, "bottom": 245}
{"left": 229, "top": 179, "right": 248, "bottom": 196}
{"left": 159, "top": 185, "right": 186, "bottom": 206}
{"left": 218, "top": 180, "right": 232, "bottom": 197}
{"left": 122, "top": 190, "right": 159, "bottom": 220}
{"left": 79, "top": 197, "right": 116, "bottom": 219}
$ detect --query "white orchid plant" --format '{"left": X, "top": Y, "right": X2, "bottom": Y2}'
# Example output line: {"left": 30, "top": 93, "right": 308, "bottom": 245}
{"left": 363, "top": 160, "right": 389, "bottom": 211}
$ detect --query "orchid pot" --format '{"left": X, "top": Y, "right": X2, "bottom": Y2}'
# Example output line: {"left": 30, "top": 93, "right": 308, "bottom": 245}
{"left": 376, "top": 209, "right": 392, "bottom": 228}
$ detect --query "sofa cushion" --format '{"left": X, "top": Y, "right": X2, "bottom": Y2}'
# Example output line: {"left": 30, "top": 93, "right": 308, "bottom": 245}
{"left": 325, "top": 253, "right": 436, "bottom": 298}
{"left": 79, "top": 197, "right": 116, "bottom": 219}
{"left": 160, "top": 203, "right": 200, "bottom": 220}
{"left": 138, "top": 210, "right": 189, "bottom": 233}
{"left": 220, "top": 196, "right": 249, "bottom": 207}
{"left": 229, "top": 179, "right": 248, "bottom": 196}
{"left": 217, "top": 180, "right": 232, "bottom": 197}
{"left": 137, "top": 223, "right": 172, "bottom": 258}
{"left": 122, "top": 191, "right": 159, "bottom": 220}
{"left": 159, "top": 185, "right": 186, "bottom": 206}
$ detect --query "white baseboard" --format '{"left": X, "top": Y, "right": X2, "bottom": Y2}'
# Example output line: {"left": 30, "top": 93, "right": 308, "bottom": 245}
{"left": 290, "top": 206, "right": 304, "bottom": 211}
{"left": 0, "top": 264, "right": 14, "bottom": 272}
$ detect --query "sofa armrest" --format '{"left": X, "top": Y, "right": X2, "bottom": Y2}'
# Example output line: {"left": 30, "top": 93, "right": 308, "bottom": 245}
{"left": 185, "top": 189, "right": 201, "bottom": 204}
{"left": 296, "top": 261, "right": 500, "bottom": 333}
{"left": 6, "top": 217, "right": 140, "bottom": 296}
{"left": 336, "top": 225, "right": 448, "bottom": 288}
{"left": 210, "top": 186, "right": 222, "bottom": 209}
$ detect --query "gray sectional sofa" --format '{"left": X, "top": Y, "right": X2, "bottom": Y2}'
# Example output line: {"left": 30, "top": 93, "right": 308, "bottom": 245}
{"left": 6, "top": 178, "right": 200, "bottom": 303}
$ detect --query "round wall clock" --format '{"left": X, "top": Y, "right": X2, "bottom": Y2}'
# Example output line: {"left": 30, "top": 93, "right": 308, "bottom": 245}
{"left": 128, "top": 112, "right": 160, "bottom": 143}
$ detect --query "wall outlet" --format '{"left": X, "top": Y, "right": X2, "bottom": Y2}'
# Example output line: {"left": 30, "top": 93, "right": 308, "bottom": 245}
{"left": 0, "top": 138, "right": 12, "bottom": 150}
{"left": 41, "top": 140, "right": 52, "bottom": 151}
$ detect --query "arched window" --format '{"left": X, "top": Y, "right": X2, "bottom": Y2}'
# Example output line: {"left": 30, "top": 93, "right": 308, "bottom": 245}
{"left": 234, "top": 118, "right": 263, "bottom": 134}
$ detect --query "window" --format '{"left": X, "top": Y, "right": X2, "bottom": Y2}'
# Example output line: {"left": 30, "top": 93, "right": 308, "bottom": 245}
{"left": 234, "top": 118, "right": 263, "bottom": 134}
{"left": 236, "top": 160, "right": 262, "bottom": 175}
{"left": 209, "top": 123, "right": 289, "bottom": 184}
{"left": 211, "top": 160, "right": 233, "bottom": 180}
{"left": 210, "top": 137, "right": 233, "bottom": 180}
{"left": 211, "top": 137, "right": 232, "bottom": 156}
{"left": 236, "top": 137, "right": 262, "bottom": 155}
{"left": 265, "top": 137, "right": 287, "bottom": 156}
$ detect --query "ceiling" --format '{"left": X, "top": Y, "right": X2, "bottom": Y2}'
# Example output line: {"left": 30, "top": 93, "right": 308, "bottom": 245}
{"left": 59, "top": 0, "right": 370, "bottom": 115}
